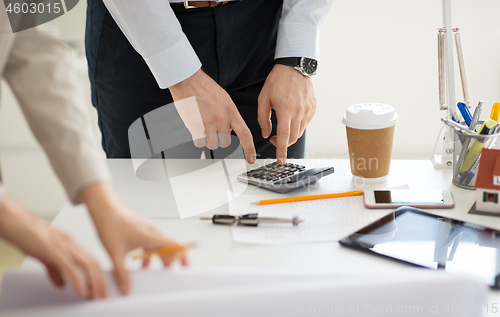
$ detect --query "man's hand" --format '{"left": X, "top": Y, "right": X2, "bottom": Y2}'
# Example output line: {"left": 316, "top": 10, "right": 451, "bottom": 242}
{"left": 169, "top": 69, "right": 256, "bottom": 164}
{"left": 80, "top": 183, "right": 189, "bottom": 295}
{"left": 0, "top": 196, "right": 106, "bottom": 299}
{"left": 258, "top": 64, "right": 317, "bottom": 164}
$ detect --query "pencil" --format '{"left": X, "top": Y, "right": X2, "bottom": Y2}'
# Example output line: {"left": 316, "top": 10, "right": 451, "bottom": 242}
{"left": 252, "top": 190, "right": 364, "bottom": 205}
{"left": 132, "top": 243, "right": 195, "bottom": 260}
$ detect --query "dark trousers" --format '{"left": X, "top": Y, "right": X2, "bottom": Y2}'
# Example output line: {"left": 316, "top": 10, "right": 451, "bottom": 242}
{"left": 85, "top": 0, "right": 305, "bottom": 159}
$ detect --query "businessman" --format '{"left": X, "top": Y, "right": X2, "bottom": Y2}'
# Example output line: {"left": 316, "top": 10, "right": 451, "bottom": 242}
{"left": 85, "top": 0, "right": 333, "bottom": 164}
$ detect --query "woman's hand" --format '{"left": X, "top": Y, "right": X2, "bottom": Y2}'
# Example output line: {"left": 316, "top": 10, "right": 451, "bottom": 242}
{"left": 80, "top": 183, "right": 189, "bottom": 295}
{"left": 0, "top": 196, "right": 106, "bottom": 299}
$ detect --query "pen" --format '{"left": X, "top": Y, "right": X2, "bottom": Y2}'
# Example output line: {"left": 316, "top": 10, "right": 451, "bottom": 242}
{"left": 132, "top": 243, "right": 194, "bottom": 260}
{"left": 469, "top": 100, "right": 482, "bottom": 130}
{"left": 457, "top": 102, "right": 472, "bottom": 126}
{"left": 441, "top": 118, "right": 478, "bottom": 135}
{"left": 200, "top": 213, "right": 303, "bottom": 226}
{"left": 252, "top": 190, "right": 364, "bottom": 205}
{"left": 449, "top": 105, "right": 460, "bottom": 123}
{"left": 490, "top": 102, "right": 500, "bottom": 122}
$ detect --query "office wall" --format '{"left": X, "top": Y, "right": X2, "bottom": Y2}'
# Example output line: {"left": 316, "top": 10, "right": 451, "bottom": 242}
{"left": 311, "top": 0, "right": 500, "bottom": 159}
{"left": 0, "top": 0, "right": 499, "bottom": 217}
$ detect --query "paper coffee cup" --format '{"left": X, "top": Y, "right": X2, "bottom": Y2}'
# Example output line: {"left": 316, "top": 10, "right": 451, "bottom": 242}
{"left": 342, "top": 103, "right": 398, "bottom": 183}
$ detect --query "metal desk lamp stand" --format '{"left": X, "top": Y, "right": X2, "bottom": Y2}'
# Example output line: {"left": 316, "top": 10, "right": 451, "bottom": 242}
{"left": 434, "top": 0, "right": 470, "bottom": 169}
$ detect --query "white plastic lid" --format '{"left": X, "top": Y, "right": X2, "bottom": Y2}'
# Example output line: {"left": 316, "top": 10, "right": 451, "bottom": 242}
{"left": 342, "top": 103, "right": 398, "bottom": 130}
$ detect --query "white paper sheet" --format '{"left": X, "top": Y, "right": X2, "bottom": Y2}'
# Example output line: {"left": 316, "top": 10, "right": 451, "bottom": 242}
{"left": 0, "top": 268, "right": 487, "bottom": 317}
{"left": 228, "top": 194, "right": 391, "bottom": 245}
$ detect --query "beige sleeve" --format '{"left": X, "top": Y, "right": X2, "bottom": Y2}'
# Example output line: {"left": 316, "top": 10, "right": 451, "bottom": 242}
{"left": 2, "top": 22, "right": 111, "bottom": 204}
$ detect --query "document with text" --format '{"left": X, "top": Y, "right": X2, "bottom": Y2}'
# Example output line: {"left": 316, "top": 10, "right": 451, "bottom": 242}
{"left": 228, "top": 194, "right": 391, "bottom": 245}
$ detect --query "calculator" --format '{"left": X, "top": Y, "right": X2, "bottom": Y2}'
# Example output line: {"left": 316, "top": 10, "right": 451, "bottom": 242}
{"left": 237, "top": 162, "right": 334, "bottom": 193}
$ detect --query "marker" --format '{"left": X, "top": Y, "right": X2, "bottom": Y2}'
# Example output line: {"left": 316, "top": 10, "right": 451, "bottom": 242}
{"left": 478, "top": 119, "right": 498, "bottom": 135}
{"left": 491, "top": 102, "right": 500, "bottom": 122}
{"left": 457, "top": 102, "right": 472, "bottom": 126}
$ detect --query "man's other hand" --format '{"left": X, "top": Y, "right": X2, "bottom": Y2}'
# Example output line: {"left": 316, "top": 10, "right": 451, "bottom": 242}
{"left": 258, "top": 64, "right": 317, "bottom": 164}
{"left": 170, "top": 69, "right": 256, "bottom": 164}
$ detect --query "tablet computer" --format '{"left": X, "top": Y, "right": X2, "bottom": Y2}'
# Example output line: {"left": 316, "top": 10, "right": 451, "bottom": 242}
{"left": 339, "top": 206, "right": 500, "bottom": 289}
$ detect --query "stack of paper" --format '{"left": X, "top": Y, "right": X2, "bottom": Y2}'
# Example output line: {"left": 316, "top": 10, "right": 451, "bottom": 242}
{"left": 0, "top": 268, "right": 487, "bottom": 317}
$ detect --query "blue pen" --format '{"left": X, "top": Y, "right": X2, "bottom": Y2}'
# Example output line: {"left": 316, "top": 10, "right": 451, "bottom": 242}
{"left": 457, "top": 102, "right": 472, "bottom": 125}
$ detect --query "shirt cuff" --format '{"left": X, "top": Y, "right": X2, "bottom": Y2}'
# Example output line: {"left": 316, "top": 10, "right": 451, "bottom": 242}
{"left": 275, "top": 22, "right": 321, "bottom": 61}
{"left": 62, "top": 159, "right": 112, "bottom": 205}
{"left": 144, "top": 38, "right": 202, "bottom": 89}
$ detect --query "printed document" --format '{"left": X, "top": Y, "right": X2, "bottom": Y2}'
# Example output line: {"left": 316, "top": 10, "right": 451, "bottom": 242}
{"left": 228, "top": 194, "right": 391, "bottom": 245}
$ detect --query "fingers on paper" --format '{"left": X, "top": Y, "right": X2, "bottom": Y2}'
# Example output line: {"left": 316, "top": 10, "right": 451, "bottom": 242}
{"left": 74, "top": 250, "right": 106, "bottom": 300}
{"left": 58, "top": 255, "right": 89, "bottom": 299}
{"left": 142, "top": 257, "right": 151, "bottom": 269}
{"left": 47, "top": 264, "right": 65, "bottom": 287}
{"left": 112, "top": 255, "right": 131, "bottom": 295}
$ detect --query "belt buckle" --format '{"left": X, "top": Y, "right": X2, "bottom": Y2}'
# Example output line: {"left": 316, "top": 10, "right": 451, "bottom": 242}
{"left": 183, "top": 1, "right": 197, "bottom": 9}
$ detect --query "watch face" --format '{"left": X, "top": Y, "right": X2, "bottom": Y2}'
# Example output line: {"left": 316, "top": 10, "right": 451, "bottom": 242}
{"left": 300, "top": 58, "right": 317, "bottom": 76}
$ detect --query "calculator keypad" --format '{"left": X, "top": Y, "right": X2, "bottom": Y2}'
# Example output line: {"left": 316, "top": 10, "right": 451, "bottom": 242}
{"left": 241, "top": 162, "right": 307, "bottom": 184}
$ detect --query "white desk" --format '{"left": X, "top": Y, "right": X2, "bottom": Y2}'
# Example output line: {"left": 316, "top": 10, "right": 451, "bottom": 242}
{"left": 19, "top": 159, "right": 500, "bottom": 315}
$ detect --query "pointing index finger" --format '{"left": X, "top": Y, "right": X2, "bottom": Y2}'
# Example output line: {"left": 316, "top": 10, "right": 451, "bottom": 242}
{"left": 231, "top": 116, "right": 256, "bottom": 164}
{"left": 275, "top": 118, "right": 291, "bottom": 165}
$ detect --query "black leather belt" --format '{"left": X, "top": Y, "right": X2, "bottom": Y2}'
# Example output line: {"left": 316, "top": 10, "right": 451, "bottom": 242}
{"left": 172, "top": 1, "right": 230, "bottom": 9}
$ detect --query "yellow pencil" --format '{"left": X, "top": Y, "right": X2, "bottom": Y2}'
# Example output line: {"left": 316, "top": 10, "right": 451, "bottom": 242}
{"left": 132, "top": 243, "right": 195, "bottom": 260}
{"left": 252, "top": 190, "right": 364, "bottom": 205}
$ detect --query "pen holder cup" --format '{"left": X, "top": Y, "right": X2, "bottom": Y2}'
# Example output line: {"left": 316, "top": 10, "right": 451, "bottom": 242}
{"left": 452, "top": 124, "right": 499, "bottom": 190}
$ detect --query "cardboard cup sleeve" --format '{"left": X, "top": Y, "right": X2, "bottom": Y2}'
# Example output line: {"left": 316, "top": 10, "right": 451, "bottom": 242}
{"left": 346, "top": 125, "right": 395, "bottom": 178}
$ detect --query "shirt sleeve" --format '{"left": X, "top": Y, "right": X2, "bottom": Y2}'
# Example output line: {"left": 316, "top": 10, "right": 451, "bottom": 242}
{"left": 3, "top": 21, "right": 111, "bottom": 205}
{"left": 276, "top": 0, "right": 334, "bottom": 61}
{"left": 102, "top": 0, "right": 201, "bottom": 89}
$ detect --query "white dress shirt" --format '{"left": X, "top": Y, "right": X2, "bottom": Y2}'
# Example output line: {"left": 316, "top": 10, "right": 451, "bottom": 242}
{"left": 102, "top": 0, "right": 333, "bottom": 89}
{"left": 0, "top": 11, "right": 111, "bottom": 204}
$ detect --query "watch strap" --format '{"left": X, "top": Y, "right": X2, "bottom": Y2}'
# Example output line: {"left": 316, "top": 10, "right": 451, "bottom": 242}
{"left": 275, "top": 57, "right": 302, "bottom": 67}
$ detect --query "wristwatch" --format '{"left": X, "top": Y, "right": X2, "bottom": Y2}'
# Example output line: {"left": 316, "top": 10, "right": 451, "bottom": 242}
{"left": 275, "top": 57, "right": 318, "bottom": 77}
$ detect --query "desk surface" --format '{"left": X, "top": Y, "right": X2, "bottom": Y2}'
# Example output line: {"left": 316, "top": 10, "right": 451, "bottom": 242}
{"left": 20, "top": 159, "right": 500, "bottom": 314}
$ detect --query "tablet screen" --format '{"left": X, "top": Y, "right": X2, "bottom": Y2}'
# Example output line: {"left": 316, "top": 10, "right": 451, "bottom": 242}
{"left": 339, "top": 207, "right": 500, "bottom": 288}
